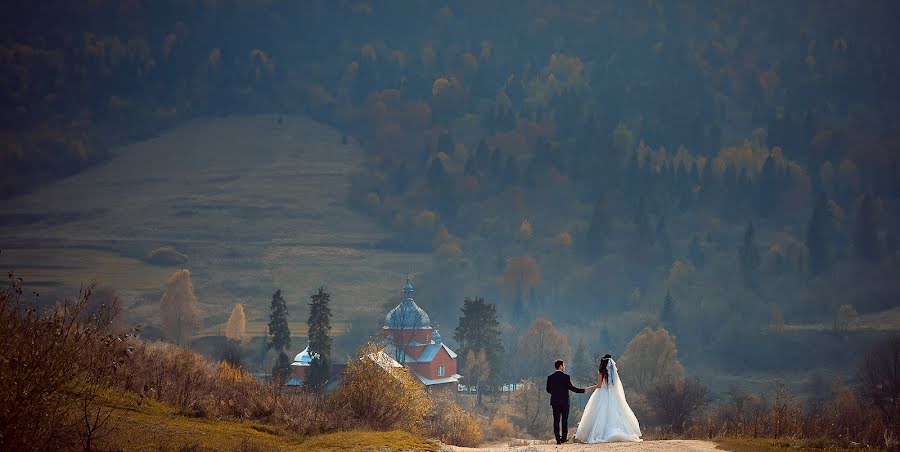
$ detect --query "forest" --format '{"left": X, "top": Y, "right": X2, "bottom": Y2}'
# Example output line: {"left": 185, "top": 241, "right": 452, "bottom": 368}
{"left": 1, "top": 0, "right": 900, "bottom": 448}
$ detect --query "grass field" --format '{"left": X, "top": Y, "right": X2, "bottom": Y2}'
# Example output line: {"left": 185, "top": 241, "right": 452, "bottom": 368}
{"left": 0, "top": 115, "right": 429, "bottom": 352}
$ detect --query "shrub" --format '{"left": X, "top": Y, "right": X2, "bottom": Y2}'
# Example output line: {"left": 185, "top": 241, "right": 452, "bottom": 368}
{"left": 645, "top": 377, "right": 709, "bottom": 433}
{"left": 332, "top": 344, "right": 431, "bottom": 431}
{"left": 511, "top": 378, "right": 551, "bottom": 437}
{"left": 147, "top": 246, "right": 189, "bottom": 265}
{"left": 0, "top": 276, "right": 130, "bottom": 451}
{"left": 425, "top": 395, "right": 483, "bottom": 447}
{"left": 488, "top": 416, "right": 515, "bottom": 439}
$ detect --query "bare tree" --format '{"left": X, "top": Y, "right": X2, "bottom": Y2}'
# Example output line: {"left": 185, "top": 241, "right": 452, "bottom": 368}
{"left": 859, "top": 335, "right": 900, "bottom": 427}
{"left": 646, "top": 377, "right": 709, "bottom": 433}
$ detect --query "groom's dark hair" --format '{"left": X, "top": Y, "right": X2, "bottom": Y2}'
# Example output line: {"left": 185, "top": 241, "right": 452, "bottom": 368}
{"left": 554, "top": 360, "right": 564, "bottom": 370}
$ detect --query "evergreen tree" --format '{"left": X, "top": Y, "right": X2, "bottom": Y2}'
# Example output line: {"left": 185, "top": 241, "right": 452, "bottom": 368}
{"left": 436, "top": 132, "right": 455, "bottom": 154}
{"left": 661, "top": 290, "right": 675, "bottom": 326}
{"left": 463, "top": 153, "right": 477, "bottom": 177}
{"left": 267, "top": 289, "right": 291, "bottom": 381}
{"left": 272, "top": 351, "right": 291, "bottom": 385}
{"left": 454, "top": 297, "right": 504, "bottom": 386}
{"left": 807, "top": 192, "right": 833, "bottom": 275}
{"left": 854, "top": 194, "right": 881, "bottom": 262}
{"left": 739, "top": 222, "right": 761, "bottom": 287}
{"left": 306, "top": 287, "right": 333, "bottom": 393}
{"left": 572, "top": 338, "right": 587, "bottom": 383}
{"left": 756, "top": 154, "right": 778, "bottom": 217}
{"left": 426, "top": 155, "right": 446, "bottom": 188}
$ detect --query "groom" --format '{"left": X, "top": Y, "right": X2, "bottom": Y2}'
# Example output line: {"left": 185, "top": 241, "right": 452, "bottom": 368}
{"left": 546, "top": 359, "right": 589, "bottom": 444}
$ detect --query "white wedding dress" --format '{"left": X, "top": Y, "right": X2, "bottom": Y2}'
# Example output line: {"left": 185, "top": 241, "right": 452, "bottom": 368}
{"left": 574, "top": 359, "right": 642, "bottom": 443}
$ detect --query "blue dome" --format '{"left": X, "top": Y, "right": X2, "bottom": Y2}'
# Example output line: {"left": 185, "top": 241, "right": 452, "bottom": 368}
{"left": 385, "top": 279, "right": 431, "bottom": 329}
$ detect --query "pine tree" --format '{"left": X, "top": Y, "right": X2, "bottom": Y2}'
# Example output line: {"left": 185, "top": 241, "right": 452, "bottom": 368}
{"left": 854, "top": 194, "right": 881, "bottom": 262}
{"left": 756, "top": 154, "right": 778, "bottom": 217}
{"left": 267, "top": 289, "right": 291, "bottom": 381}
{"left": 426, "top": 155, "right": 446, "bottom": 188}
{"left": 661, "top": 290, "right": 675, "bottom": 326}
{"left": 306, "top": 287, "right": 333, "bottom": 393}
{"left": 272, "top": 351, "right": 291, "bottom": 385}
{"left": 807, "top": 192, "right": 833, "bottom": 275}
{"left": 454, "top": 297, "right": 504, "bottom": 386}
{"left": 739, "top": 222, "right": 761, "bottom": 288}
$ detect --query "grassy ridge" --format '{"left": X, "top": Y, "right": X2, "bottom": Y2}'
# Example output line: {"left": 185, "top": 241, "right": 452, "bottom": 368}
{"left": 95, "top": 389, "right": 436, "bottom": 451}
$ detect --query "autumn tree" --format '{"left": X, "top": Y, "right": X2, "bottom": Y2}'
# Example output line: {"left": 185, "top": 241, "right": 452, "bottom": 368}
{"left": 502, "top": 256, "right": 540, "bottom": 321}
{"left": 267, "top": 289, "right": 291, "bottom": 383}
{"left": 159, "top": 269, "right": 201, "bottom": 345}
{"left": 618, "top": 326, "right": 684, "bottom": 391}
{"left": 306, "top": 287, "right": 333, "bottom": 393}
{"left": 225, "top": 303, "right": 246, "bottom": 343}
{"left": 463, "top": 349, "right": 491, "bottom": 405}
{"left": 518, "top": 318, "right": 570, "bottom": 379}
{"left": 454, "top": 297, "right": 504, "bottom": 389}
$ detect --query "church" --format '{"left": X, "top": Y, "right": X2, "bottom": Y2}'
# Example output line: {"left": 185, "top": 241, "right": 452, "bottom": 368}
{"left": 383, "top": 278, "right": 461, "bottom": 392}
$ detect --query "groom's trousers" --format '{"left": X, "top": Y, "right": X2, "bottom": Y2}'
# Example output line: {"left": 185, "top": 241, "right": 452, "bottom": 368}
{"left": 551, "top": 402, "right": 569, "bottom": 441}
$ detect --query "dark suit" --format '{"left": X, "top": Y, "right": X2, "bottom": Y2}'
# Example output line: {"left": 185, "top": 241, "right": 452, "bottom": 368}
{"left": 546, "top": 370, "right": 585, "bottom": 442}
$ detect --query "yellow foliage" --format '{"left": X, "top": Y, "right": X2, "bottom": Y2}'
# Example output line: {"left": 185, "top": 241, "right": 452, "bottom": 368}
{"left": 665, "top": 259, "right": 695, "bottom": 289}
{"left": 426, "top": 395, "right": 482, "bottom": 447}
{"left": 225, "top": 303, "right": 247, "bottom": 343}
{"left": 480, "top": 40, "right": 492, "bottom": 61}
{"left": 361, "top": 43, "right": 377, "bottom": 63}
{"left": 163, "top": 33, "right": 177, "bottom": 58}
{"left": 335, "top": 345, "right": 432, "bottom": 431}
{"left": 555, "top": 231, "right": 573, "bottom": 248}
{"left": 421, "top": 45, "right": 436, "bottom": 69}
{"left": 462, "top": 52, "right": 479, "bottom": 73}
{"left": 619, "top": 326, "right": 684, "bottom": 390}
{"left": 413, "top": 210, "right": 437, "bottom": 231}
{"left": 488, "top": 416, "right": 515, "bottom": 439}
{"left": 207, "top": 47, "right": 221, "bottom": 68}
{"left": 518, "top": 218, "right": 533, "bottom": 241}
{"left": 432, "top": 77, "right": 450, "bottom": 97}
{"left": 436, "top": 242, "right": 462, "bottom": 258}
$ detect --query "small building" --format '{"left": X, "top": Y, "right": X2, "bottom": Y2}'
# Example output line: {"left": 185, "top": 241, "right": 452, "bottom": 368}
{"left": 383, "top": 278, "right": 461, "bottom": 393}
{"left": 286, "top": 345, "right": 345, "bottom": 389}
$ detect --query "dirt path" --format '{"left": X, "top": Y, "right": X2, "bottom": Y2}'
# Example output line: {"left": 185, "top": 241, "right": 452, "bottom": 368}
{"left": 444, "top": 439, "right": 723, "bottom": 452}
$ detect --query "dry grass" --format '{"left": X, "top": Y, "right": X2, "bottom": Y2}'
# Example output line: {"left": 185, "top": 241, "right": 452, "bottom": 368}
{"left": 714, "top": 437, "right": 864, "bottom": 452}
{"left": 92, "top": 388, "right": 436, "bottom": 451}
{"left": 298, "top": 430, "right": 437, "bottom": 451}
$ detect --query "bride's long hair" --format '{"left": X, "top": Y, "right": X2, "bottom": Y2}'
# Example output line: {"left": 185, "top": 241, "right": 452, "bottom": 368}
{"left": 598, "top": 354, "right": 612, "bottom": 383}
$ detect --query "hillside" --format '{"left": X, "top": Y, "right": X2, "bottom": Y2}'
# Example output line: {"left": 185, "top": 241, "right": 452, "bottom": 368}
{"left": 0, "top": 114, "right": 429, "bottom": 350}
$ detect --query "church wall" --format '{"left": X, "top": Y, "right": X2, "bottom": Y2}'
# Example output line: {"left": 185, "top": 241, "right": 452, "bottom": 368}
{"left": 421, "top": 347, "right": 456, "bottom": 380}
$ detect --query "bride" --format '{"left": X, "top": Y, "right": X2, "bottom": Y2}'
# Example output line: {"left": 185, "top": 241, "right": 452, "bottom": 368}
{"left": 573, "top": 354, "right": 642, "bottom": 443}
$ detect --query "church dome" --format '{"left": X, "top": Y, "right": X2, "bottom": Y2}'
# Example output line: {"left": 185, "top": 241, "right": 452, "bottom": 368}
{"left": 384, "top": 279, "right": 431, "bottom": 330}
{"left": 292, "top": 345, "right": 312, "bottom": 366}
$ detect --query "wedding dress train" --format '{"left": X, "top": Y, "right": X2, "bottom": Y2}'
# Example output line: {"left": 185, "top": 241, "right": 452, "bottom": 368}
{"left": 573, "top": 359, "right": 642, "bottom": 443}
